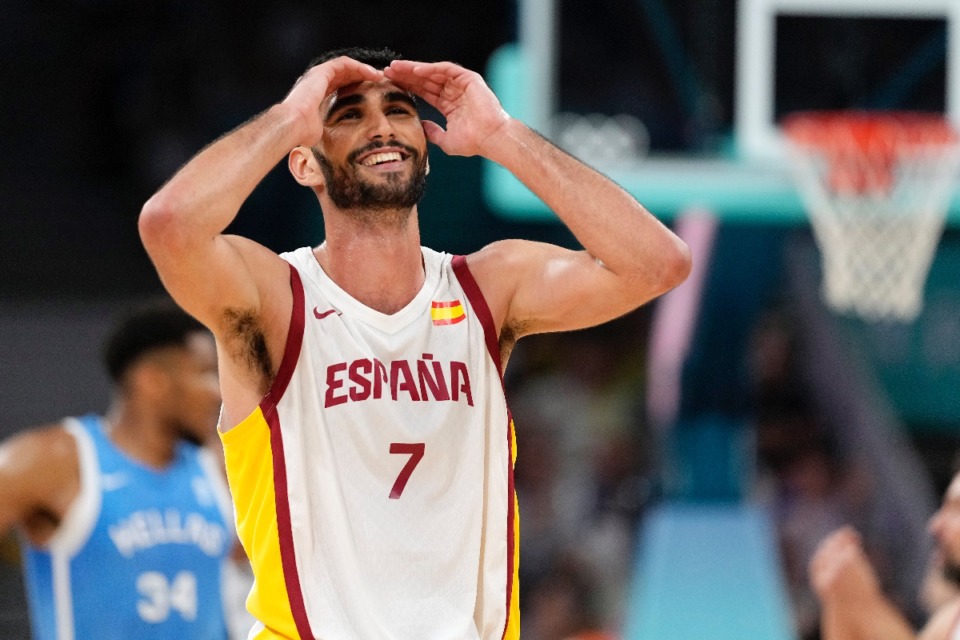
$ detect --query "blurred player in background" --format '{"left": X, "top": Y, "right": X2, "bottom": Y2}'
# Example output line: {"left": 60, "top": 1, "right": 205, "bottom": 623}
{"left": 0, "top": 298, "right": 249, "bottom": 639}
{"left": 810, "top": 469, "right": 960, "bottom": 640}
{"left": 139, "top": 46, "right": 690, "bottom": 638}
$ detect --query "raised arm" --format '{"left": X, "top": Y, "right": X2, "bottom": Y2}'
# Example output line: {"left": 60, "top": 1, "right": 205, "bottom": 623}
{"left": 139, "top": 57, "right": 384, "bottom": 333}
{"left": 810, "top": 527, "right": 919, "bottom": 640}
{"left": 384, "top": 60, "right": 691, "bottom": 337}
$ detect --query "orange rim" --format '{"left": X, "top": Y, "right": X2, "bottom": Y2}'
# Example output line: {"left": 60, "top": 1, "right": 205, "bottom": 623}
{"left": 782, "top": 111, "right": 958, "bottom": 194}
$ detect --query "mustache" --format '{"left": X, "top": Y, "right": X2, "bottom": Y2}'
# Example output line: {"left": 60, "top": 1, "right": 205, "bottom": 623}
{"left": 348, "top": 140, "right": 420, "bottom": 164}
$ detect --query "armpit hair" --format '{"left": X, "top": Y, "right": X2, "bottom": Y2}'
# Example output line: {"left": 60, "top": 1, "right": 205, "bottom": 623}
{"left": 222, "top": 307, "right": 273, "bottom": 381}
{"left": 499, "top": 321, "right": 526, "bottom": 371}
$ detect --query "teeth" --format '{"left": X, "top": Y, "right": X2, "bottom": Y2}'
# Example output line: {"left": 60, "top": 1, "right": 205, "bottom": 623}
{"left": 362, "top": 152, "right": 403, "bottom": 166}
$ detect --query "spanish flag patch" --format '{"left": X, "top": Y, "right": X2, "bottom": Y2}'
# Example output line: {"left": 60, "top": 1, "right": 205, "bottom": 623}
{"left": 431, "top": 300, "right": 466, "bottom": 325}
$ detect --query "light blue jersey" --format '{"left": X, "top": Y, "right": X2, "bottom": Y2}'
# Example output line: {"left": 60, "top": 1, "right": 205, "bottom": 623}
{"left": 22, "top": 415, "right": 234, "bottom": 640}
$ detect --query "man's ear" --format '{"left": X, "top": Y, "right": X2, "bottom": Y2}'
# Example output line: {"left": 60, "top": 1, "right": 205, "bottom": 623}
{"left": 288, "top": 146, "right": 326, "bottom": 188}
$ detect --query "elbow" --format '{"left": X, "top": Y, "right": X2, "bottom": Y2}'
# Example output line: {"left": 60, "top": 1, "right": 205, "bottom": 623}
{"left": 618, "top": 237, "right": 691, "bottom": 309}
{"left": 658, "top": 236, "right": 693, "bottom": 293}
{"left": 138, "top": 194, "right": 188, "bottom": 259}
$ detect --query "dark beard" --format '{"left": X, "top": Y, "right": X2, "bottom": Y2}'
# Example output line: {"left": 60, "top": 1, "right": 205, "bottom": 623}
{"left": 175, "top": 425, "right": 204, "bottom": 447}
{"left": 943, "top": 558, "right": 960, "bottom": 588}
{"left": 314, "top": 142, "right": 427, "bottom": 212}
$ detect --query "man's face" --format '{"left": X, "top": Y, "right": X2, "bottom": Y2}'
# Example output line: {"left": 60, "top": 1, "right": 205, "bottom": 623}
{"left": 313, "top": 79, "right": 428, "bottom": 212}
{"left": 929, "top": 473, "right": 960, "bottom": 584}
{"left": 160, "top": 331, "right": 221, "bottom": 446}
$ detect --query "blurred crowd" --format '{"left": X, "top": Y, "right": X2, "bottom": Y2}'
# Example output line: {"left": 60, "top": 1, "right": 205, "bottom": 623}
{"left": 746, "top": 304, "right": 928, "bottom": 640}
{"left": 503, "top": 292, "right": 950, "bottom": 640}
{"left": 506, "top": 313, "right": 656, "bottom": 640}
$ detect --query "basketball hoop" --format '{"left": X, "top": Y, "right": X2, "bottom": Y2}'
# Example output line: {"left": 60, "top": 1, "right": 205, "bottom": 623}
{"left": 783, "top": 111, "right": 960, "bottom": 322}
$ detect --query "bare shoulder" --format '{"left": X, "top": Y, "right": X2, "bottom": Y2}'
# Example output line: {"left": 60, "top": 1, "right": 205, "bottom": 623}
{"left": 463, "top": 238, "right": 529, "bottom": 275}
{"left": 464, "top": 239, "right": 569, "bottom": 316}
{"left": 0, "top": 424, "right": 78, "bottom": 474}
{"left": 920, "top": 597, "right": 960, "bottom": 640}
{"left": 465, "top": 236, "right": 636, "bottom": 338}
{"left": 464, "top": 240, "right": 531, "bottom": 329}
{"left": 0, "top": 424, "right": 80, "bottom": 538}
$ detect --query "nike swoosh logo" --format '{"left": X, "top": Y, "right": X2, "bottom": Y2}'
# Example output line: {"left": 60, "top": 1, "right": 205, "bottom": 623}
{"left": 313, "top": 307, "right": 341, "bottom": 320}
{"left": 101, "top": 472, "right": 128, "bottom": 491}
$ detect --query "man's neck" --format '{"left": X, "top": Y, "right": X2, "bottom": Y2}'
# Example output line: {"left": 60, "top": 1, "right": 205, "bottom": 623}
{"left": 104, "top": 401, "right": 179, "bottom": 469}
{"left": 315, "top": 207, "right": 425, "bottom": 314}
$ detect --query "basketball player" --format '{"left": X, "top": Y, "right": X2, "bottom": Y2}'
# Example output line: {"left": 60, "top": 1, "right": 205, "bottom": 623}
{"left": 138, "top": 47, "right": 691, "bottom": 639}
{"left": 0, "top": 300, "right": 239, "bottom": 639}
{"left": 809, "top": 470, "right": 960, "bottom": 639}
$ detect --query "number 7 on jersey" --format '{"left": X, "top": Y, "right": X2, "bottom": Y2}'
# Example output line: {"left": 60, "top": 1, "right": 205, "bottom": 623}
{"left": 389, "top": 443, "right": 425, "bottom": 499}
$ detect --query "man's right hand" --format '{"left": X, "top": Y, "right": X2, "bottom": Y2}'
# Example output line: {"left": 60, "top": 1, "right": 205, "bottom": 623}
{"left": 809, "top": 526, "right": 882, "bottom": 604}
{"left": 282, "top": 56, "right": 383, "bottom": 147}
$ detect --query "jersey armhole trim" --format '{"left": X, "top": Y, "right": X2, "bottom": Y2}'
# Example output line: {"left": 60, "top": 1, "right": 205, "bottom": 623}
{"left": 258, "top": 262, "right": 314, "bottom": 639}
{"left": 46, "top": 417, "right": 102, "bottom": 556}
{"left": 451, "top": 254, "right": 518, "bottom": 639}
{"left": 260, "top": 263, "right": 306, "bottom": 420}
{"left": 451, "top": 255, "right": 503, "bottom": 377}
{"left": 264, "top": 391, "right": 315, "bottom": 640}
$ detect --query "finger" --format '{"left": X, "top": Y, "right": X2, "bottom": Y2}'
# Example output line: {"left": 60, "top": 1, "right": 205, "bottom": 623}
{"left": 385, "top": 59, "right": 424, "bottom": 73}
{"left": 384, "top": 65, "right": 437, "bottom": 92}
{"left": 395, "top": 80, "right": 447, "bottom": 112}
{"left": 392, "top": 60, "right": 467, "bottom": 77}
{"left": 386, "top": 60, "right": 469, "bottom": 88}
{"left": 390, "top": 75, "right": 462, "bottom": 114}
{"left": 331, "top": 56, "right": 381, "bottom": 76}
{"left": 825, "top": 531, "right": 858, "bottom": 557}
{"left": 294, "top": 62, "right": 376, "bottom": 102}
{"left": 833, "top": 526, "right": 862, "bottom": 548}
{"left": 387, "top": 59, "right": 451, "bottom": 76}
{"left": 331, "top": 61, "right": 382, "bottom": 86}
{"left": 421, "top": 120, "right": 446, "bottom": 147}
{"left": 386, "top": 71, "right": 442, "bottom": 97}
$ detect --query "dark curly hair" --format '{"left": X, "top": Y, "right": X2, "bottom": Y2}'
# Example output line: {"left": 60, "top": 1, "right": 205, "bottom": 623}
{"left": 307, "top": 47, "right": 403, "bottom": 72}
{"left": 102, "top": 298, "right": 207, "bottom": 383}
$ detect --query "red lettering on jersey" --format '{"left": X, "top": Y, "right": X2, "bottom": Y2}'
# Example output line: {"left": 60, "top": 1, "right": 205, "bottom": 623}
{"left": 450, "top": 361, "right": 473, "bottom": 407}
{"left": 373, "top": 359, "right": 388, "bottom": 399}
{"left": 324, "top": 357, "right": 473, "bottom": 407}
{"left": 391, "top": 360, "right": 421, "bottom": 402}
{"left": 417, "top": 354, "right": 450, "bottom": 401}
{"left": 348, "top": 359, "right": 373, "bottom": 402}
{"left": 324, "top": 363, "right": 348, "bottom": 407}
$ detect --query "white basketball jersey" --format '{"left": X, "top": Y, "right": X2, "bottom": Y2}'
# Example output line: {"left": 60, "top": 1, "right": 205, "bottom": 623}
{"left": 258, "top": 246, "right": 517, "bottom": 639}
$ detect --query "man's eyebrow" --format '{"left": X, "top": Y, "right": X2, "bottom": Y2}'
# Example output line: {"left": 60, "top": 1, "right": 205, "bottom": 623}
{"left": 384, "top": 91, "right": 418, "bottom": 111}
{"left": 325, "top": 91, "right": 418, "bottom": 122}
{"left": 325, "top": 94, "right": 365, "bottom": 121}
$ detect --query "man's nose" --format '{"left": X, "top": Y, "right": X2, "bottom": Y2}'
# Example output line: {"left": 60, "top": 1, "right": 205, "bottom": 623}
{"left": 367, "top": 111, "right": 395, "bottom": 139}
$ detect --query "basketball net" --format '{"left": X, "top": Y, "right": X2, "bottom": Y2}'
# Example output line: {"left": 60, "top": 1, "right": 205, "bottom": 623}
{"left": 783, "top": 111, "right": 960, "bottom": 322}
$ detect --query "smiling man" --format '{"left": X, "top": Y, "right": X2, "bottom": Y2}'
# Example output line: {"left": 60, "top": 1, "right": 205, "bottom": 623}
{"left": 138, "top": 47, "right": 691, "bottom": 640}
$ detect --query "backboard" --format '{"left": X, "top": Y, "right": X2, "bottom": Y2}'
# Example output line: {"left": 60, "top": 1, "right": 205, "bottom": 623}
{"left": 738, "top": 0, "right": 960, "bottom": 160}
{"left": 483, "top": 0, "right": 960, "bottom": 223}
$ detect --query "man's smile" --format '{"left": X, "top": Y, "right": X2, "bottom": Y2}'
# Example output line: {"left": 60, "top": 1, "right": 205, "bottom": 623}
{"left": 355, "top": 146, "right": 411, "bottom": 172}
